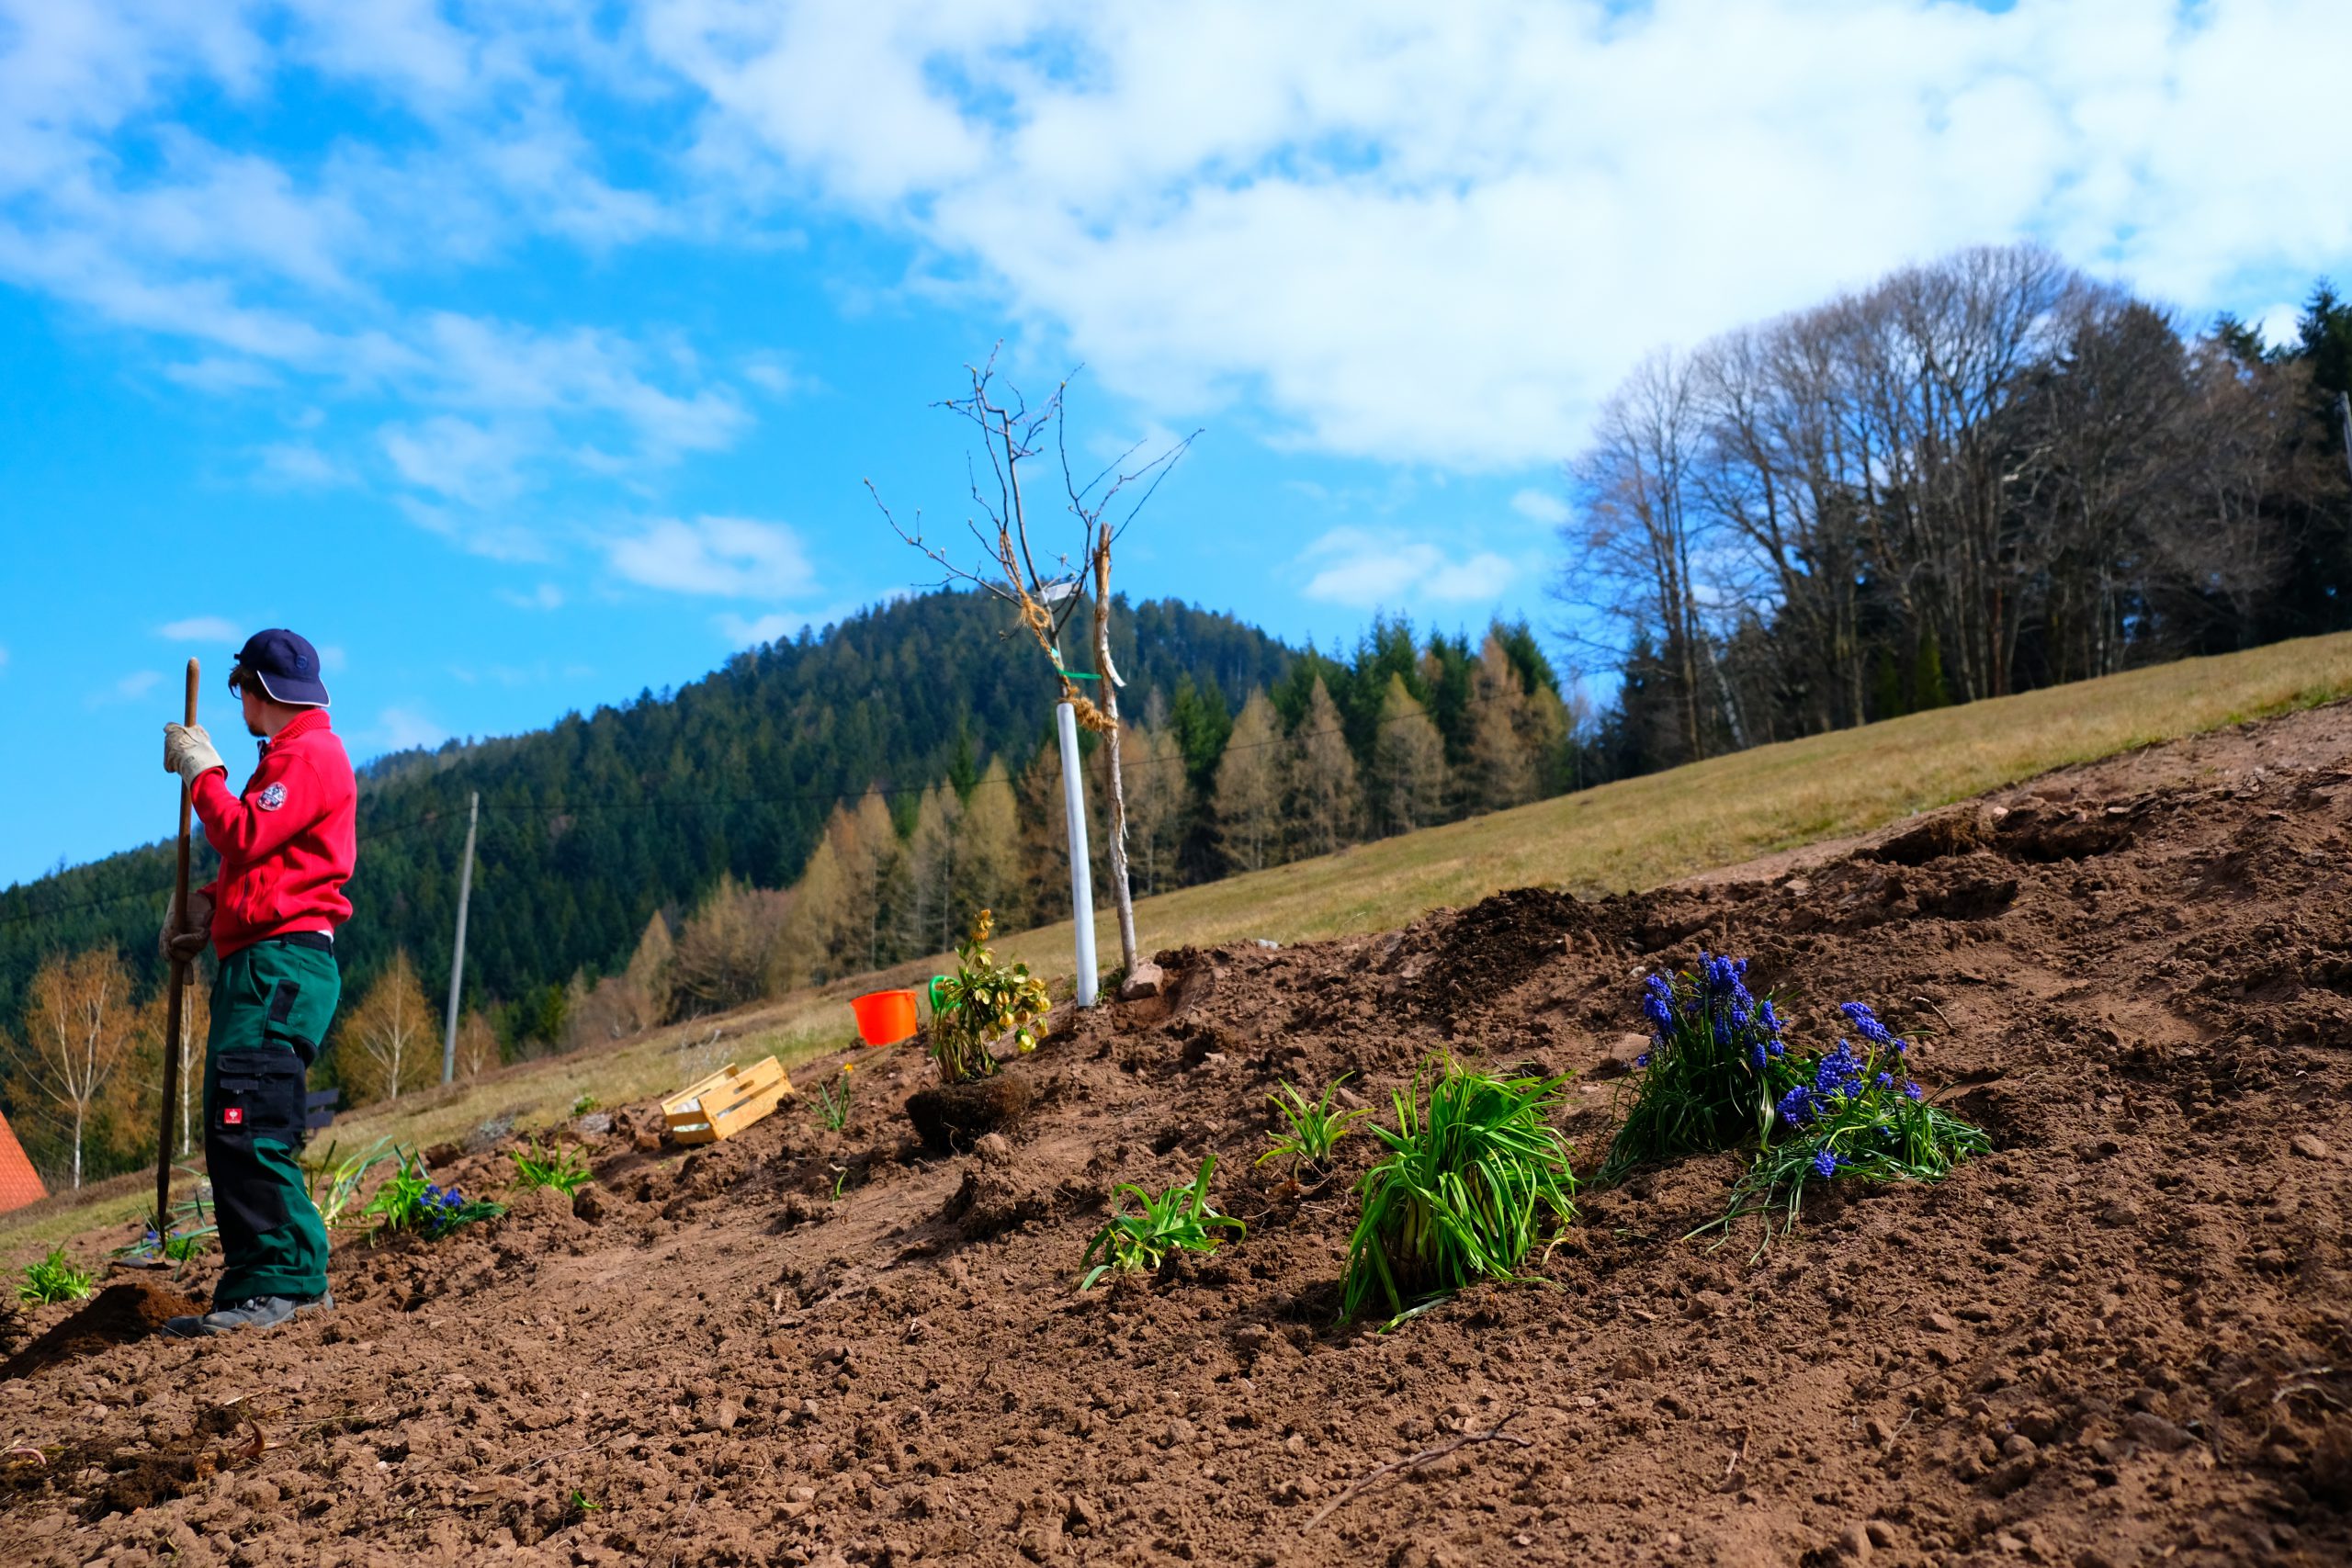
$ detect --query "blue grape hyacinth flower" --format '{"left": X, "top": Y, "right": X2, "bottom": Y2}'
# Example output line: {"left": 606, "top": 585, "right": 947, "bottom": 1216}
{"left": 1811, "top": 1148, "right": 1839, "bottom": 1179}
{"left": 1776, "top": 1086, "right": 1815, "bottom": 1127}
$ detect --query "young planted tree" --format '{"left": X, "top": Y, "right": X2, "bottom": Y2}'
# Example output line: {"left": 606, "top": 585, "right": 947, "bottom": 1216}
{"left": 340, "top": 950, "right": 438, "bottom": 1105}
{"left": 15, "top": 948, "right": 139, "bottom": 1189}
{"left": 874, "top": 352, "right": 1195, "bottom": 993}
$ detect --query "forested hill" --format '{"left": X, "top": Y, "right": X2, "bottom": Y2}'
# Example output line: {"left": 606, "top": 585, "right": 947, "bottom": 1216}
{"left": 0, "top": 591, "right": 1293, "bottom": 1032}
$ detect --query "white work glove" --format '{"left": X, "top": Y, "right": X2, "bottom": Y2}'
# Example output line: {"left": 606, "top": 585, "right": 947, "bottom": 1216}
{"left": 163, "top": 722, "right": 224, "bottom": 787}
{"left": 159, "top": 887, "right": 212, "bottom": 964}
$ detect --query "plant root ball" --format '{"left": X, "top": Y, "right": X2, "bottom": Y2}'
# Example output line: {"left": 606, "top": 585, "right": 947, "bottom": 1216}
{"left": 906, "top": 1073, "right": 1035, "bottom": 1153}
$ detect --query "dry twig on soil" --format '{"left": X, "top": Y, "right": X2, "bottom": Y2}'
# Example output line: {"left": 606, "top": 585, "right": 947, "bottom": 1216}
{"left": 1302, "top": 1408, "right": 1532, "bottom": 1529}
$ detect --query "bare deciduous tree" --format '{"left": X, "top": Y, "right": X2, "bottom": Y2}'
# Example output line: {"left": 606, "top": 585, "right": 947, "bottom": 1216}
{"left": 873, "top": 350, "right": 1194, "bottom": 987}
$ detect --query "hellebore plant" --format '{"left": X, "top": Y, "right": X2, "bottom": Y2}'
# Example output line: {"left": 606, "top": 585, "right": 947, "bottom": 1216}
{"left": 1600, "top": 953, "right": 1796, "bottom": 1182}
{"left": 1341, "top": 1057, "right": 1578, "bottom": 1325}
{"left": 928, "top": 909, "right": 1051, "bottom": 1085}
{"left": 1080, "top": 1155, "right": 1244, "bottom": 1291}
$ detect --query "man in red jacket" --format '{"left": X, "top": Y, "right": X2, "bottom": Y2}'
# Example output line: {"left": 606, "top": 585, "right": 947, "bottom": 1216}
{"left": 159, "top": 628, "right": 355, "bottom": 1337}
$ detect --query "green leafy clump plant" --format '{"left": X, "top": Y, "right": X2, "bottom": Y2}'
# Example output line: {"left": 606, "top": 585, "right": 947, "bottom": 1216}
{"left": 362, "top": 1148, "right": 506, "bottom": 1241}
{"left": 811, "top": 1062, "right": 855, "bottom": 1131}
{"left": 1600, "top": 953, "right": 1797, "bottom": 1184}
{"left": 1258, "top": 1075, "right": 1369, "bottom": 1173}
{"left": 571, "top": 1093, "right": 600, "bottom": 1117}
{"left": 307, "top": 1141, "right": 398, "bottom": 1229}
{"left": 17, "top": 1247, "right": 96, "bottom": 1305}
{"left": 509, "top": 1138, "right": 594, "bottom": 1197}
{"left": 928, "top": 909, "right": 1051, "bottom": 1085}
{"left": 1341, "top": 1057, "right": 1578, "bottom": 1325}
{"left": 1699, "top": 1002, "right": 1990, "bottom": 1247}
{"left": 1080, "top": 1155, "right": 1245, "bottom": 1291}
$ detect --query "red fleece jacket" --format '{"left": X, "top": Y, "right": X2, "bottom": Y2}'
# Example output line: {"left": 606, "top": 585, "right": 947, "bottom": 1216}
{"left": 193, "top": 708, "right": 357, "bottom": 958}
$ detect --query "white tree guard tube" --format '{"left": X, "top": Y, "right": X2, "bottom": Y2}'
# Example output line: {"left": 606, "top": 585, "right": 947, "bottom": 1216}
{"left": 1057, "top": 699, "right": 1099, "bottom": 1007}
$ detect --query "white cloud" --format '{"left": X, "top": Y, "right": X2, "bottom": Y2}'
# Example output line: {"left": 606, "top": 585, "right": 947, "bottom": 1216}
{"left": 609, "top": 516, "right": 816, "bottom": 598}
{"left": 0, "top": 645, "right": 10, "bottom": 676}
{"left": 499, "top": 582, "right": 565, "bottom": 611}
{"left": 379, "top": 705, "right": 448, "bottom": 750}
{"left": 317, "top": 643, "right": 347, "bottom": 673}
{"left": 1297, "top": 527, "right": 1515, "bottom": 608}
{"left": 156, "top": 615, "right": 240, "bottom": 643}
{"left": 648, "top": 0, "right": 2352, "bottom": 467}
{"left": 715, "top": 611, "right": 798, "bottom": 648}
{"left": 88, "top": 669, "right": 163, "bottom": 707}
{"left": 1509, "top": 489, "right": 1570, "bottom": 526}
{"left": 253, "top": 441, "right": 350, "bottom": 489}
{"left": 2256, "top": 302, "right": 2305, "bottom": 352}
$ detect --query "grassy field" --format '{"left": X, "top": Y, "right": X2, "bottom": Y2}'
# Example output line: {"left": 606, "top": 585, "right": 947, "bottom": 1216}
{"left": 9, "top": 628, "right": 2352, "bottom": 1261}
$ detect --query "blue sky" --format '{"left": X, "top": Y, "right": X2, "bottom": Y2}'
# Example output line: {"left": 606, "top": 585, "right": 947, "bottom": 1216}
{"left": 4, "top": 0, "right": 2349, "bottom": 886}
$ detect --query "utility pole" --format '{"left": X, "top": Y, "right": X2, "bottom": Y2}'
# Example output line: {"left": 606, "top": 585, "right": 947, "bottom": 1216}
{"left": 440, "top": 791, "right": 479, "bottom": 1083}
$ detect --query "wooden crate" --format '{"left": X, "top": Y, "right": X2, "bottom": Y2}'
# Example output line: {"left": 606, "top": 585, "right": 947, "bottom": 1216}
{"left": 662, "top": 1055, "right": 793, "bottom": 1145}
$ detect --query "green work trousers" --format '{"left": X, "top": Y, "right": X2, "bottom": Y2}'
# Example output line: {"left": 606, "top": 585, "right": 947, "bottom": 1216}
{"left": 205, "top": 939, "right": 336, "bottom": 1304}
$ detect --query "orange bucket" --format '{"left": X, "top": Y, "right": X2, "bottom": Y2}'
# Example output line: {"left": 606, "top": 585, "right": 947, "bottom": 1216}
{"left": 850, "top": 988, "right": 920, "bottom": 1047}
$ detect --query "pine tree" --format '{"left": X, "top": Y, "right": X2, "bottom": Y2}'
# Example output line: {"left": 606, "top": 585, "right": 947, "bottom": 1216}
{"left": 1214, "top": 689, "right": 1283, "bottom": 873}
{"left": 848, "top": 793, "right": 909, "bottom": 972}
{"left": 1370, "top": 673, "right": 1450, "bottom": 834}
{"left": 906, "top": 783, "right": 965, "bottom": 957}
{"left": 1120, "top": 720, "right": 1187, "bottom": 896}
{"left": 953, "top": 758, "right": 1022, "bottom": 932}
{"left": 1464, "top": 635, "right": 1538, "bottom": 812}
{"left": 1284, "top": 677, "right": 1362, "bottom": 858}
{"left": 621, "top": 911, "right": 675, "bottom": 1028}
{"left": 780, "top": 841, "right": 848, "bottom": 988}
{"left": 1015, "top": 741, "right": 1072, "bottom": 925}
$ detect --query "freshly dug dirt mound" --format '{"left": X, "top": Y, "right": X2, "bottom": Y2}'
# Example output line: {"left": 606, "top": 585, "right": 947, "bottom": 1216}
{"left": 906, "top": 1071, "right": 1035, "bottom": 1151}
{"left": 0, "top": 1281, "right": 205, "bottom": 1382}
{"left": 7, "top": 701, "right": 2352, "bottom": 1565}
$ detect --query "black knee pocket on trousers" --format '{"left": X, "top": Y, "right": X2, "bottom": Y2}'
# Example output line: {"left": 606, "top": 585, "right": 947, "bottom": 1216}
{"left": 210, "top": 1046, "right": 306, "bottom": 1236}
{"left": 214, "top": 1046, "right": 308, "bottom": 1149}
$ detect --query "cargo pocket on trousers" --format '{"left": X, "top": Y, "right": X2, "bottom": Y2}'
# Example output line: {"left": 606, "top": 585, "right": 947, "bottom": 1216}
{"left": 210, "top": 1046, "right": 307, "bottom": 1235}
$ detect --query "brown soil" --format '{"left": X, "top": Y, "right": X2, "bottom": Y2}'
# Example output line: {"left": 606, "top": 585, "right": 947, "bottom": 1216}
{"left": 0, "top": 1280, "right": 206, "bottom": 1382}
{"left": 6, "top": 704, "right": 2352, "bottom": 1566}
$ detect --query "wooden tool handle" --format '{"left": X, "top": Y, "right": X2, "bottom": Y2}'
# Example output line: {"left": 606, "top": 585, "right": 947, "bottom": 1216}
{"left": 156, "top": 658, "right": 198, "bottom": 1232}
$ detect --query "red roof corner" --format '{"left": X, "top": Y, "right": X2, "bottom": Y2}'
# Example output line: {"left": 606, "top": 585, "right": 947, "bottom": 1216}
{"left": 0, "top": 1110, "right": 48, "bottom": 1215}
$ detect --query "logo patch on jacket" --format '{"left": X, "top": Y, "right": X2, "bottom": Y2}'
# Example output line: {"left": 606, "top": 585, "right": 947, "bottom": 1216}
{"left": 221, "top": 1107, "right": 244, "bottom": 1126}
{"left": 256, "top": 783, "right": 288, "bottom": 812}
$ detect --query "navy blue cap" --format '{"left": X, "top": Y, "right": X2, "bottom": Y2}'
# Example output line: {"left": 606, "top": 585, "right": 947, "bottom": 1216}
{"left": 232, "top": 628, "right": 331, "bottom": 707}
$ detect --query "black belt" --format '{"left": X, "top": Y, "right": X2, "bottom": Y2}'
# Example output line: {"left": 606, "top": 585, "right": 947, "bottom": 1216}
{"left": 264, "top": 931, "right": 334, "bottom": 953}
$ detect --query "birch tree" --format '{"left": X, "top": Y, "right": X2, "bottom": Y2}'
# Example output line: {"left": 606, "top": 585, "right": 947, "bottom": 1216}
{"left": 15, "top": 947, "right": 138, "bottom": 1188}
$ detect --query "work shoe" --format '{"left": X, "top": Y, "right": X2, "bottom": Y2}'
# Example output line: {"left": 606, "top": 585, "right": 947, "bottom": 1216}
{"left": 162, "top": 1291, "right": 334, "bottom": 1339}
